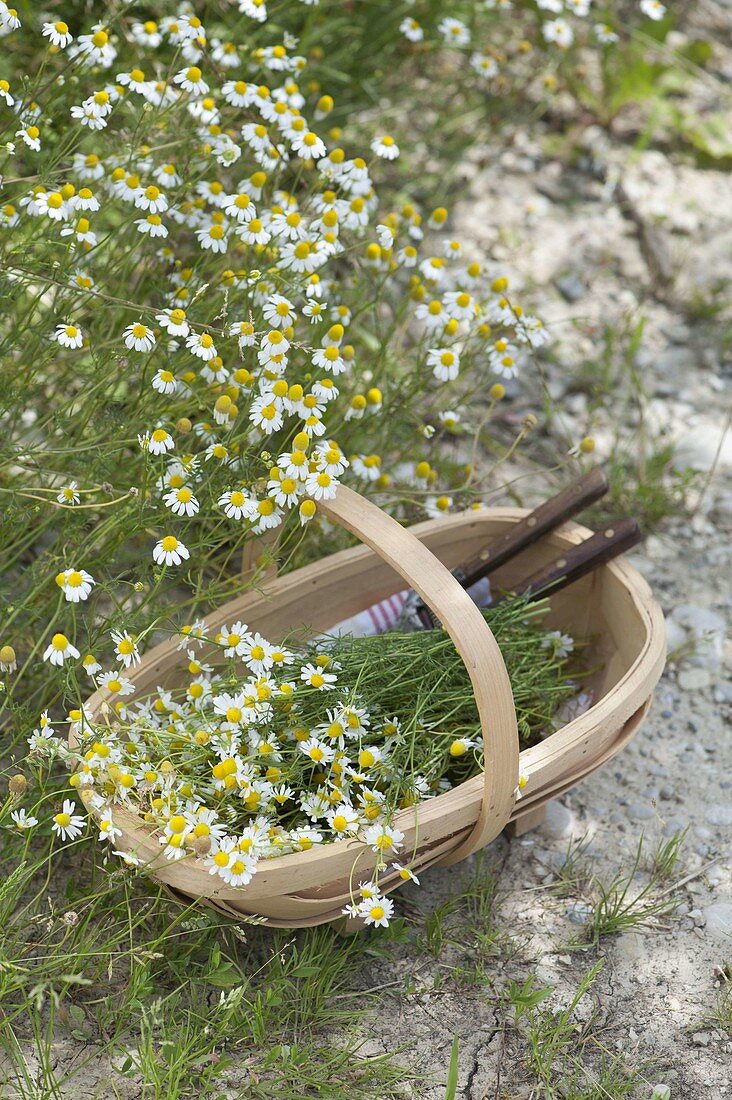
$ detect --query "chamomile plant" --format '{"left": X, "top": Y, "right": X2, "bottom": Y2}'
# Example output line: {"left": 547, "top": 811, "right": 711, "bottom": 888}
{"left": 1, "top": 2, "right": 557, "bottom": 744}
{"left": 290, "top": 0, "right": 676, "bottom": 187}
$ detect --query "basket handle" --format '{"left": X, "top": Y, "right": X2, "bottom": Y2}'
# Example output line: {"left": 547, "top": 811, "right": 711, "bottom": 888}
{"left": 318, "top": 485, "right": 519, "bottom": 863}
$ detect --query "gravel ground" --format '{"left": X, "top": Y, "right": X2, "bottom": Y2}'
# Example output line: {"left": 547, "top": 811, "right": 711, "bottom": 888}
{"left": 358, "top": 63, "right": 732, "bottom": 1099}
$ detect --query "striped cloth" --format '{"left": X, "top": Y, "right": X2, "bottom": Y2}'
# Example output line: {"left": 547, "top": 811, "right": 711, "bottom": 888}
{"left": 329, "top": 577, "right": 493, "bottom": 638}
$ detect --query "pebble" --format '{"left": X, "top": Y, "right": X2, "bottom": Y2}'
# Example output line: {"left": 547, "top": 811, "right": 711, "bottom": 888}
{"left": 677, "top": 667, "right": 712, "bottom": 691}
{"left": 705, "top": 805, "right": 732, "bottom": 826}
{"left": 627, "top": 802, "right": 656, "bottom": 821}
{"left": 665, "top": 619, "right": 687, "bottom": 652}
{"left": 538, "top": 800, "right": 573, "bottom": 839}
{"left": 703, "top": 903, "right": 732, "bottom": 941}
{"left": 554, "top": 273, "right": 587, "bottom": 302}
{"left": 691, "top": 1032, "right": 711, "bottom": 1047}
{"left": 566, "top": 901, "right": 593, "bottom": 925}
{"left": 714, "top": 681, "right": 732, "bottom": 705}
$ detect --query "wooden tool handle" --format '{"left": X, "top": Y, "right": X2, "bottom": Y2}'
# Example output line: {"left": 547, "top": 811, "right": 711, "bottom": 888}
{"left": 460, "top": 467, "right": 609, "bottom": 588}
{"left": 496, "top": 517, "right": 642, "bottom": 604}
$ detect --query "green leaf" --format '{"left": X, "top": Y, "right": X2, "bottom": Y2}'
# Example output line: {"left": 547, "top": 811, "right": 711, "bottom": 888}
{"left": 445, "top": 1036, "right": 459, "bottom": 1100}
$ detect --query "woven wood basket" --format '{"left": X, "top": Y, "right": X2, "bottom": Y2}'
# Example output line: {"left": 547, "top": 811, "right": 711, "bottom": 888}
{"left": 75, "top": 485, "right": 666, "bottom": 928}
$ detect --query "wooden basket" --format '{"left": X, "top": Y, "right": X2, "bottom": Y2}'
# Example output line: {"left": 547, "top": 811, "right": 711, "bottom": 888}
{"left": 76, "top": 486, "right": 666, "bottom": 928}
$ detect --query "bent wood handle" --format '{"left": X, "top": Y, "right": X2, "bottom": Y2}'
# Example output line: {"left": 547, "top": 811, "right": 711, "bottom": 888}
{"left": 498, "top": 518, "right": 642, "bottom": 603}
{"left": 460, "top": 467, "right": 608, "bottom": 587}
{"left": 318, "top": 485, "right": 519, "bottom": 863}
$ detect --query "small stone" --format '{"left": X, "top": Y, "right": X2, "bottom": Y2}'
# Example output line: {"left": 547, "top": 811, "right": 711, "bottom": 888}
{"left": 627, "top": 803, "right": 655, "bottom": 821}
{"left": 705, "top": 805, "right": 732, "bottom": 826}
{"left": 691, "top": 1031, "right": 711, "bottom": 1047}
{"left": 677, "top": 667, "right": 712, "bottom": 691}
{"left": 566, "top": 901, "right": 593, "bottom": 925}
{"left": 539, "top": 800, "right": 573, "bottom": 839}
{"left": 704, "top": 903, "right": 732, "bottom": 941}
{"left": 713, "top": 682, "right": 732, "bottom": 705}
{"left": 665, "top": 619, "right": 687, "bottom": 652}
{"left": 555, "top": 273, "right": 586, "bottom": 302}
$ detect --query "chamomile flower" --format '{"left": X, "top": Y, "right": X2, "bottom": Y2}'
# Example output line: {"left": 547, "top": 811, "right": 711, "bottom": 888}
{"left": 17, "top": 125, "right": 40, "bottom": 151}
{"left": 153, "top": 535, "right": 190, "bottom": 567}
{"left": 186, "top": 331, "right": 218, "bottom": 361}
{"left": 299, "top": 737, "right": 336, "bottom": 765}
{"left": 110, "top": 630, "right": 140, "bottom": 668}
{"left": 300, "top": 662, "right": 338, "bottom": 690}
{"left": 427, "top": 347, "right": 460, "bottom": 382}
{"left": 400, "top": 17, "right": 424, "bottom": 42}
{"left": 42, "top": 20, "right": 73, "bottom": 48}
{"left": 51, "top": 799, "right": 85, "bottom": 841}
{"left": 57, "top": 482, "right": 80, "bottom": 505}
{"left": 123, "top": 322, "right": 156, "bottom": 352}
{"left": 304, "top": 470, "right": 338, "bottom": 500}
{"left": 543, "top": 19, "right": 575, "bottom": 47}
{"left": 97, "top": 814, "right": 122, "bottom": 843}
{"left": 392, "top": 863, "right": 420, "bottom": 884}
{"left": 43, "top": 633, "right": 80, "bottom": 666}
{"left": 363, "top": 823, "right": 404, "bottom": 854}
{"left": 97, "top": 670, "right": 136, "bottom": 697}
{"left": 174, "top": 65, "right": 209, "bottom": 95}
{"left": 595, "top": 23, "right": 619, "bottom": 43}
{"left": 152, "top": 369, "right": 178, "bottom": 395}
{"left": 142, "top": 428, "right": 175, "bottom": 455}
{"left": 0, "top": 644, "right": 17, "bottom": 673}
{"left": 370, "top": 135, "right": 400, "bottom": 160}
{"left": 541, "top": 631, "right": 574, "bottom": 658}
{"left": 359, "top": 894, "right": 394, "bottom": 927}
{"left": 640, "top": 0, "right": 666, "bottom": 18}
{"left": 54, "top": 323, "right": 84, "bottom": 349}
{"left": 438, "top": 17, "right": 470, "bottom": 46}
{"left": 163, "top": 486, "right": 199, "bottom": 516}
{"left": 82, "top": 654, "right": 102, "bottom": 677}
{"left": 55, "top": 568, "right": 94, "bottom": 602}
{"left": 291, "top": 129, "right": 327, "bottom": 160}
{"left": 10, "top": 808, "right": 39, "bottom": 830}
{"left": 218, "top": 489, "right": 249, "bottom": 520}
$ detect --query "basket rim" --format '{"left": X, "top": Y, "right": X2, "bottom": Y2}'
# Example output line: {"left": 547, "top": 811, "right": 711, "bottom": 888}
{"left": 74, "top": 505, "right": 666, "bottom": 897}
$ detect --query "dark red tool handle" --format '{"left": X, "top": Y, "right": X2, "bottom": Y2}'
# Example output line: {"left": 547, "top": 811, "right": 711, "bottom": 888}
{"left": 460, "top": 466, "right": 609, "bottom": 589}
{"left": 492, "top": 517, "right": 642, "bottom": 605}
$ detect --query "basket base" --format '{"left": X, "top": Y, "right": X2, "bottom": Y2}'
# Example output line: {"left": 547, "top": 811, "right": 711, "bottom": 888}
{"left": 505, "top": 804, "right": 547, "bottom": 838}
